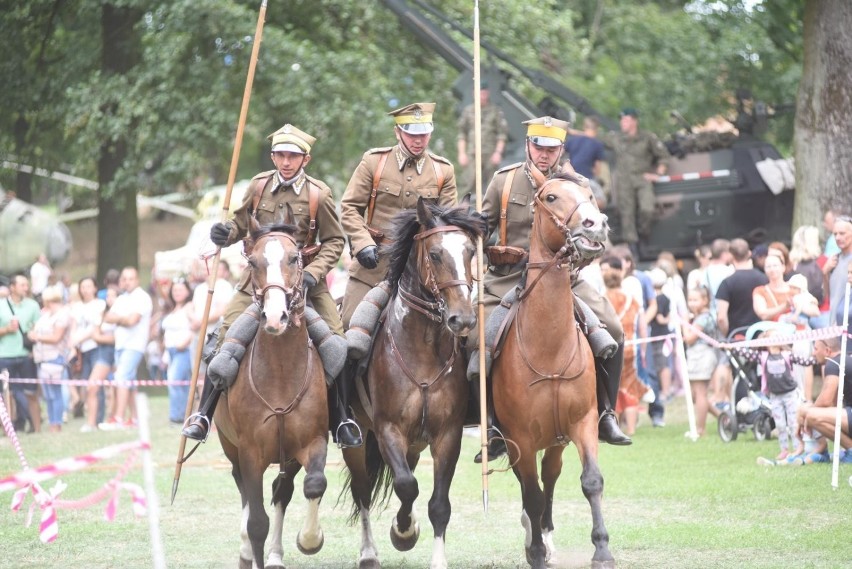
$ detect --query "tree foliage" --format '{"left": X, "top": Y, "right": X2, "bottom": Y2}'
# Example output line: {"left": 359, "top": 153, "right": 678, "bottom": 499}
{"left": 0, "top": 0, "right": 814, "bottom": 271}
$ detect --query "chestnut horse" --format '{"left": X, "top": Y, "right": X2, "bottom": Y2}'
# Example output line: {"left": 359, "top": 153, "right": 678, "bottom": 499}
{"left": 491, "top": 176, "right": 614, "bottom": 568}
{"left": 215, "top": 216, "right": 328, "bottom": 569}
{"left": 343, "top": 198, "right": 485, "bottom": 569}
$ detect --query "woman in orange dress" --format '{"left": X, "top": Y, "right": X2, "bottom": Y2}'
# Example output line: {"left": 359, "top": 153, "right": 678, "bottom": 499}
{"left": 600, "top": 257, "right": 650, "bottom": 436}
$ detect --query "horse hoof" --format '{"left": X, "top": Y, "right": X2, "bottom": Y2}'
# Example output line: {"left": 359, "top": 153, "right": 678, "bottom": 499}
{"left": 238, "top": 556, "right": 253, "bottom": 569}
{"left": 359, "top": 558, "right": 381, "bottom": 569}
{"left": 296, "top": 528, "right": 324, "bottom": 555}
{"left": 389, "top": 520, "right": 419, "bottom": 552}
{"left": 265, "top": 562, "right": 286, "bottom": 569}
{"left": 591, "top": 560, "right": 615, "bottom": 569}
{"left": 524, "top": 547, "right": 546, "bottom": 569}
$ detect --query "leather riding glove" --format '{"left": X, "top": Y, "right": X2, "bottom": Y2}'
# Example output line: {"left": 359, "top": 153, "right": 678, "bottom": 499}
{"left": 356, "top": 245, "right": 379, "bottom": 269}
{"left": 210, "top": 222, "right": 231, "bottom": 247}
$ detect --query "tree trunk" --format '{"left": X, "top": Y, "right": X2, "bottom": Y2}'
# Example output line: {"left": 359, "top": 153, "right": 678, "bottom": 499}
{"left": 793, "top": 0, "right": 852, "bottom": 228}
{"left": 13, "top": 115, "right": 33, "bottom": 203}
{"left": 96, "top": 4, "right": 142, "bottom": 283}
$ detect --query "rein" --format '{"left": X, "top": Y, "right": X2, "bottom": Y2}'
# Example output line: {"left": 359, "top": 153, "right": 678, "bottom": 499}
{"left": 517, "top": 182, "right": 588, "bottom": 301}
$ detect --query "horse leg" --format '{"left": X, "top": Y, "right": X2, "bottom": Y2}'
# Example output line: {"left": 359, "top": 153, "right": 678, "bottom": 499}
{"left": 540, "top": 446, "right": 565, "bottom": 564}
{"left": 377, "top": 427, "right": 420, "bottom": 552}
{"left": 267, "top": 462, "right": 300, "bottom": 569}
{"left": 571, "top": 413, "right": 614, "bottom": 568}
{"left": 238, "top": 451, "right": 269, "bottom": 569}
{"left": 342, "top": 445, "right": 380, "bottom": 569}
{"left": 296, "top": 438, "right": 328, "bottom": 556}
{"left": 218, "top": 433, "right": 253, "bottom": 569}
{"left": 426, "top": 432, "right": 462, "bottom": 569}
{"left": 514, "top": 449, "right": 547, "bottom": 569}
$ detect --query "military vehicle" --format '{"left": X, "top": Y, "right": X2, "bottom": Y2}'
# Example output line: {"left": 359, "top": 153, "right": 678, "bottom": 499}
{"left": 0, "top": 185, "right": 72, "bottom": 276}
{"left": 381, "top": 0, "right": 795, "bottom": 261}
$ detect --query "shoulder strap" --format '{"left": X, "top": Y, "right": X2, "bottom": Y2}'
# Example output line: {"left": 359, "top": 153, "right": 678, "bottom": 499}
{"left": 250, "top": 174, "right": 274, "bottom": 214}
{"left": 5, "top": 298, "right": 15, "bottom": 316}
{"left": 430, "top": 157, "right": 445, "bottom": 190}
{"left": 367, "top": 152, "right": 390, "bottom": 227}
{"left": 304, "top": 182, "right": 319, "bottom": 246}
{"left": 498, "top": 169, "right": 517, "bottom": 246}
{"left": 764, "top": 285, "right": 778, "bottom": 307}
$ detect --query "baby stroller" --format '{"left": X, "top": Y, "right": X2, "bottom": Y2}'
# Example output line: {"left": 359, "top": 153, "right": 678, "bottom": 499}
{"left": 716, "top": 322, "right": 787, "bottom": 442}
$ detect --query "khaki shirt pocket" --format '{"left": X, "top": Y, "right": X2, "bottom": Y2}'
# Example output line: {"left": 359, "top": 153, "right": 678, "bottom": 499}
{"left": 404, "top": 183, "right": 438, "bottom": 208}
{"left": 506, "top": 192, "right": 530, "bottom": 223}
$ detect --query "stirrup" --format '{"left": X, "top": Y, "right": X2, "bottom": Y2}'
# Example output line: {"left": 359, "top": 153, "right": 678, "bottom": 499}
{"left": 335, "top": 419, "right": 363, "bottom": 449}
{"left": 182, "top": 413, "right": 211, "bottom": 443}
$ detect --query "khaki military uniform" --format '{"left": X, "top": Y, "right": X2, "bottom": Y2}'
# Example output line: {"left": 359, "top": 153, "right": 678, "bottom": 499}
{"left": 220, "top": 169, "right": 345, "bottom": 337}
{"left": 476, "top": 161, "right": 623, "bottom": 343}
{"left": 600, "top": 130, "right": 670, "bottom": 243}
{"left": 340, "top": 145, "right": 457, "bottom": 327}
{"left": 457, "top": 102, "right": 509, "bottom": 195}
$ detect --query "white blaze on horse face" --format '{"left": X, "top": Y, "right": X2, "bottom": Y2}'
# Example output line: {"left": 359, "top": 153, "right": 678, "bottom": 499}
{"left": 441, "top": 232, "right": 471, "bottom": 300}
{"left": 262, "top": 238, "right": 289, "bottom": 323}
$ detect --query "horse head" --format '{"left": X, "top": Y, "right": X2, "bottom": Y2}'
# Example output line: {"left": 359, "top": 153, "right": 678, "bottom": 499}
{"left": 385, "top": 197, "right": 486, "bottom": 337}
{"left": 533, "top": 174, "right": 608, "bottom": 262}
{"left": 247, "top": 205, "right": 304, "bottom": 335}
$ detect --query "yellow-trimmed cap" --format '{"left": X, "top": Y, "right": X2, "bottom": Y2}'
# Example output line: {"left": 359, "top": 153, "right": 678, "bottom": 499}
{"left": 388, "top": 102, "right": 435, "bottom": 134}
{"left": 268, "top": 124, "right": 315, "bottom": 155}
{"left": 523, "top": 116, "right": 569, "bottom": 147}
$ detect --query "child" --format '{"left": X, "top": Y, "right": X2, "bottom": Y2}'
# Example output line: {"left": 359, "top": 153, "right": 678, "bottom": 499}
{"left": 733, "top": 331, "right": 816, "bottom": 460}
{"left": 682, "top": 287, "right": 719, "bottom": 436}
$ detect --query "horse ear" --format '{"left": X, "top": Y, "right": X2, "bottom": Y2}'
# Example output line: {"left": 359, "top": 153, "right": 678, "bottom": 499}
{"left": 416, "top": 196, "right": 433, "bottom": 226}
{"left": 460, "top": 192, "right": 473, "bottom": 209}
{"left": 248, "top": 213, "right": 261, "bottom": 235}
{"left": 277, "top": 203, "right": 295, "bottom": 226}
{"left": 529, "top": 164, "right": 548, "bottom": 189}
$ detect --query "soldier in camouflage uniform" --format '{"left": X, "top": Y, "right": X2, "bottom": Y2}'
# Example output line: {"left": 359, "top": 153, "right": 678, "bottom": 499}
{"left": 473, "top": 116, "right": 632, "bottom": 462}
{"left": 600, "top": 107, "right": 670, "bottom": 253}
{"left": 340, "top": 102, "right": 458, "bottom": 328}
{"left": 182, "top": 124, "right": 360, "bottom": 446}
{"left": 457, "top": 81, "right": 508, "bottom": 195}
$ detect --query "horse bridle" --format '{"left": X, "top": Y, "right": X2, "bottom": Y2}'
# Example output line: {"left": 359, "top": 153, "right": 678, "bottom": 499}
{"left": 397, "top": 225, "right": 473, "bottom": 323}
{"left": 519, "top": 180, "right": 592, "bottom": 300}
{"left": 247, "top": 231, "right": 305, "bottom": 328}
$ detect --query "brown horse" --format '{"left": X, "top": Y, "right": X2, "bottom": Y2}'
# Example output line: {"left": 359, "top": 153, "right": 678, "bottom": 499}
{"left": 491, "top": 175, "right": 614, "bottom": 569}
{"left": 343, "top": 197, "right": 485, "bottom": 569}
{"left": 215, "top": 215, "right": 329, "bottom": 569}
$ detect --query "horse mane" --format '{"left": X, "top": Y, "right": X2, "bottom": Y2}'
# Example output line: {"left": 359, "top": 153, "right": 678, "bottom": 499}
{"left": 381, "top": 201, "right": 487, "bottom": 289}
{"left": 249, "top": 222, "right": 299, "bottom": 243}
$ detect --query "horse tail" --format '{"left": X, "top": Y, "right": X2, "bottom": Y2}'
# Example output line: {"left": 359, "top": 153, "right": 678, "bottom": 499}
{"left": 341, "top": 431, "right": 393, "bottom": 524}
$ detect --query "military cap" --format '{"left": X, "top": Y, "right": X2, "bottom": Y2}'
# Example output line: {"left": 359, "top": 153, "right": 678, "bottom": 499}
{"left": 523, "top": 116, "right": 569, "bottom": 147}
{"left": 268, "top": 124, "right": 315, "bottom": 155}
{"left": 619, "top": 107, "right": 639, "bottom": 118}
{"left": 388, "top": 102, "right": 435, "bottom": 134}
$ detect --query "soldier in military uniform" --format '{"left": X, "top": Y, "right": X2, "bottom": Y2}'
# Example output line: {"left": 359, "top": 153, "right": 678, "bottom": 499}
{"left": 600, "top": 107, "right": 670, "bottom": 255}
{"left": 457, "top": 81, "right": 509, "bottom": 195}
{"left": 474, "top": 116, "right": 632, "bottom": 461}
{"left": 182, "top": 124, "right": 362, "bottom": 447}
{"left": 339, "top": 102, "right": 458, "bottom": 327}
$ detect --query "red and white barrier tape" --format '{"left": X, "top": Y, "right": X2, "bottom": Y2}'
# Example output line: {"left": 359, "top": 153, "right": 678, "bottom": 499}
{"left": 682, "top": 322, "right": 846, "bottom": 350}
{"left": 5, "top": 377, "right": 190, "bottom": 387}
{"left": 0, "top": 388, "right": 148, "bottom": 543}
{"left": 656, "top": 169, "right": 731, "bottom": 184}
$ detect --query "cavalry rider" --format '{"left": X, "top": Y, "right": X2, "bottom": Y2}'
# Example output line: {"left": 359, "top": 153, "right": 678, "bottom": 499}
{"left": 182, "top": 124, "right": 362, "bottom": 447}
{"left": 339, "top": 102, "right": 458, "bottom": 327}
{"left": 475, "top": 116, "right": 631, "bottom": 461}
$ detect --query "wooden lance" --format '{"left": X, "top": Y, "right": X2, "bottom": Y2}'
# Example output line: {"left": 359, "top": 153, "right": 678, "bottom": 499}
{"left": 171, "top": 0, "right": 268, "bottom": 504}
{"left": 472, "top": 0, "right": 489, "bottom": 512}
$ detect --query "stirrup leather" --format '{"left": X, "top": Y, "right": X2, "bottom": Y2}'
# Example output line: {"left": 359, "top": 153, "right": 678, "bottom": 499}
{"left": 183, "top": 413, "right": 211, "bottom": 443}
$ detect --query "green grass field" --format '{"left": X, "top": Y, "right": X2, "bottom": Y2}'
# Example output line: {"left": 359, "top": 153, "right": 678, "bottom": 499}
{"left": 1, "top": 390, "right": 849, "bottom": 569}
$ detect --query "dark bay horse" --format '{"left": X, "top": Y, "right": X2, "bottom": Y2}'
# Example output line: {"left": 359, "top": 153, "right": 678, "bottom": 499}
{"left": 215, "top": 215, "right": 328, "bottom": 569}
{"left": 343, "top": 197, "right": 485, "bottom": 569}
{"left": 491, "top": 175, "right": 614, "bottom": 568}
